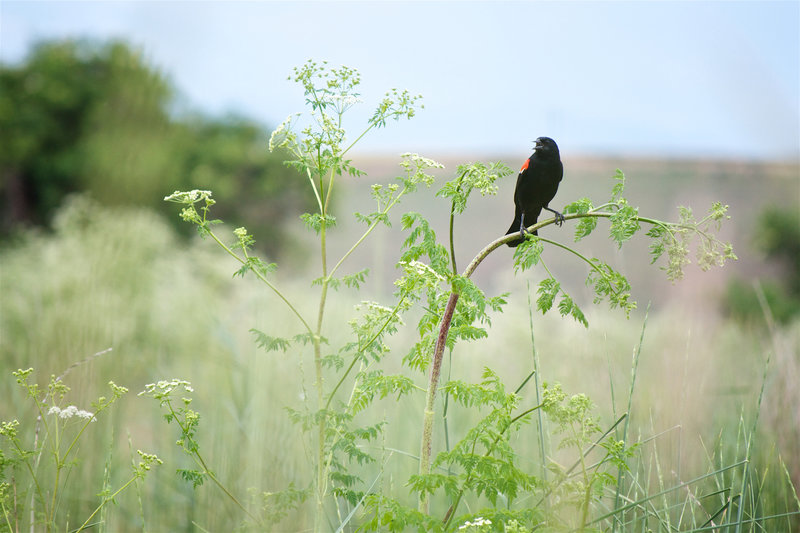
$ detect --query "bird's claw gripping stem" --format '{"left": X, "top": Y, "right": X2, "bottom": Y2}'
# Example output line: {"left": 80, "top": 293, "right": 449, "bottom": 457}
{"left": 545, "top": 207, "right": 565, "bottom": 227}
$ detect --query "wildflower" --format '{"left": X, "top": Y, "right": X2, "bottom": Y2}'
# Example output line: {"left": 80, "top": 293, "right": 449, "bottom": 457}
{"left": 139, "top": 379, "right": 194, "bottom": 397}
{"left": 459, "top": 517, "right": 492, "bottom": 530}
{"left": 163, "top": 190, "right": 213, "bottom": 203}
{"left": 48, "top": 405, "right": 96, "bottom": 421}
{"left": 268, "top": 114, "right": 300, "bottom": 152}
{"left": 320, "top": 93, "right": 363, "bottom": 108}
{"left": 400, "top": 260, "right": 446, "bottom": 282}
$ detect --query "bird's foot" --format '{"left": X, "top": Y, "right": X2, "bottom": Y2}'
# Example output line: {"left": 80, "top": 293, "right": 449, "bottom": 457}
{"left": 544, "top": 207, "right": 566, "bottom": 227}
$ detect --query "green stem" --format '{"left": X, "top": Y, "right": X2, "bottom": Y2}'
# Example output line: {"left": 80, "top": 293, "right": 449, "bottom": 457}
{"left": 206, "top": 230, "right": 313, "bottom": 335}
{"left": 75, "top": 475, "right": 139, "bottom": 532}
{"left": 463, "top": 210, "right": 674, "bottom": 280}
{"left": 341, "top": 121, "right": 378, "bottom": 157}
{"left": 48, "top": 419, "right": 62, "bottom": 530}
{"left": 536, "top": 236, "right": 623, "bottom": 297}
{"left": 306, "top": 166, "right": 324, "bottom": 213}
{"left": 315, "top": 202, "right": 329, "bottom": 529}
{"left": 10, "top": 437, "right": 45, "bottom": 523}
{"left": 0, "top": 500, "right": 11, "bottom": 533}
{"left": 448, "top": 171, "right": 467, "bottom": 276}
{"left": 576, "top": 422, "right": 591, "bottom": 530}
{"left": 327, "top": 186, "right": 408, "bottom": 281}
{"left": 167, "top": 400, "right": 260, "bottom": 525}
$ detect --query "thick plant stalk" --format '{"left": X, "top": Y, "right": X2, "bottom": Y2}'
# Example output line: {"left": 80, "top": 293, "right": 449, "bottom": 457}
{"left": 418, "top": 291, "right": 460, "bottom": 514}
{"left": 417, "top": 212, "right": 605, "bottom": 515}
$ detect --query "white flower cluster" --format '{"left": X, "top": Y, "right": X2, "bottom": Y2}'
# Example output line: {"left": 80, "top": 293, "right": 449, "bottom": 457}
{"left": 163, "top": 189, "right": 213, "bottom": 203}
{"left": 400, "top": 152, "right": 445, "bottom": 170}
{"left": 398, "top": 260, "right": 446, "bottom": 282}
{"left": 459, "top": 516, "right": 492, "bottom": 530}
{"left": 320, "top": 94, "right": 363, "bottom": 107}
{"left": 139, "top": 379, "right": 194, "bottom": 396}
{"left": 357, "top": 301, "right": 394, "bottom": 315}
{"left": 47, "top": 405, "right": 96, "bottom": 422}
{"left": 268, "top": 113, "right": 300, "bottom": 152}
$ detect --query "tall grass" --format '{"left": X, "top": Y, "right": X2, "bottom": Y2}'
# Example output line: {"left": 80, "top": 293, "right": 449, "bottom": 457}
{"left": 1, "top": 196, "right": 797, "bottom": 530}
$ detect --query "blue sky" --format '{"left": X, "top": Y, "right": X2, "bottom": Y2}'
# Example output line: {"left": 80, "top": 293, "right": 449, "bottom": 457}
{"left": 2, "top": 1, "right": 799, "bottom": 160}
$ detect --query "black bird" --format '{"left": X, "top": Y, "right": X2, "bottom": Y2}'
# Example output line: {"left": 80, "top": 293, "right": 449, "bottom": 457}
{"left": 505, "top": 137, "right": 565, "bottom": 247}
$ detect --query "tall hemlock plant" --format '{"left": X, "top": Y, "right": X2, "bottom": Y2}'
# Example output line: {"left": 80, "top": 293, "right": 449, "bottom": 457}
{"left": 163, "top": 60, "right": 736, "bottom": 531}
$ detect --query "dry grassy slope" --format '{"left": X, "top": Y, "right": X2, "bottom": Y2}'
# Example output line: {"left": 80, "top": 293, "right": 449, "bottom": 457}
{"left": 288, "top": 154, "right": 799, "bottom": 315}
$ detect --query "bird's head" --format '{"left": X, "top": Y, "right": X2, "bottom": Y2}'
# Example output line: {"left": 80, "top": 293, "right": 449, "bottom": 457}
{"left": 532, "top": 137, "right": 560, "bottom": 158}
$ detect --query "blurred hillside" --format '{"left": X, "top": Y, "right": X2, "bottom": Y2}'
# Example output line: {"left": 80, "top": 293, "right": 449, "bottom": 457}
{"left": 307, "top": 153, "right": 799, "bottom": 317}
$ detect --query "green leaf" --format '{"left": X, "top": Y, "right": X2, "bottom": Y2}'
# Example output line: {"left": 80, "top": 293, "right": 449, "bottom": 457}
{"left": 609, "top": 201, "right": 640, "bottom": 248}
{"left": 233, "top": 257, "right": 277, "bottom": 279}
{"left": 343, "top": 268, "right": 370, "bottom": 289}
{"left": 610, "top": 168, "right": 626, "bottom": 203}
{"left": 300, "top": 212, "right": 337, "bottom": 233}
{"left": 586, "top": 259, "right": 636, "bottom": 316}
{"left": 564, "top": 197, "right": 597, "bottom": 241}
{"left": 512, "top": 236, "right": 544, "bottom": 273}
{"left": 436, "top": 161, "right": 512, "bottom": 215}
{"left": 250, "top": 329, "right": 292, "bottom": 353}
{"left": 558, "top": 291, "right": 588, "bottom": 327}
{"left": 536, "top": 278, "right": 560, "bottom": 313}
{"left": 177, "top": 468, "right": 205, "bottom": 489}
{"left": 399, "top": 212, "right": 451, "bottom": 276}
{"left": 350, "top": 372, "right": 416, "bottom": 413}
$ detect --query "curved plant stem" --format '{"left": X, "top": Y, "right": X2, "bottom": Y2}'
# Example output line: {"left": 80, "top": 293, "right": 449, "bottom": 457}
{"left": 418, "top": 209, "right": 688, "bottom": 516}
{"left": 418, "top": 291, "right": 460, "bottom": 514}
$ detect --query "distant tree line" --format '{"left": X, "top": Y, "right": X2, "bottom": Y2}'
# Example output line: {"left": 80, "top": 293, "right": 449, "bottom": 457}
{"left": 0, "top": 39, "right": 311, "bottom": 255}
{"left": 726, "top": 206, "right": 800, "bottom": 324}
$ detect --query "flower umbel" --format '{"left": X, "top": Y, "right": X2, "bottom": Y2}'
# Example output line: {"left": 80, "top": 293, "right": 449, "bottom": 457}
{"left": 47, "top": 405, "right": 97, "bottom": 422}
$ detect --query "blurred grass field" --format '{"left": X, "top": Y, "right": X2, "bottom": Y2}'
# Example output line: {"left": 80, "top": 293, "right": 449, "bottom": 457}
{"left": 1, "top": 156, "right": 798, "bottom": 531}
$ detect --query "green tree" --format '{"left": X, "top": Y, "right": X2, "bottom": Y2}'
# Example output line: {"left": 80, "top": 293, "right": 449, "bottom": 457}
{"left": 726, "top": 206, "right": 800, "bottom": 323}
{"left": 0, "top": 39, "right": 309, "bottom": 255}
{"left": 0, "top": 40, "right": 173, "bottom": 223}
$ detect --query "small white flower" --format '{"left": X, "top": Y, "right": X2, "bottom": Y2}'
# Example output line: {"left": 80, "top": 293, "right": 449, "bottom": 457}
{"left": 458, "top": 517, "right": 491, "bottom": 530}
{"left": 50, "top": 405, "right": 95, "bottom": 421}
{"left": 140, "top": 379, "right": 193, "bottom": 396}
{"left": 406, "top": 260, "right": 446, "bottom": 282}
{"left": 163, "top": 189, "right": 213, "bottom": 203}
{"left": 268, "top": 113, "right": 300, "bottom": 152}
{"left": 358, "top": 301, "right": 393, "bottom": 314}
{"left": 320, "top": 94, "right": 363, "bottom": 107}
{"left": 76, "top": 409, "right": 97, "bottom": 421}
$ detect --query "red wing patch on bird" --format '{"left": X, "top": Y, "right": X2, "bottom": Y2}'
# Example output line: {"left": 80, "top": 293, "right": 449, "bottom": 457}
{"left": 520, "top": 159, "right": 530, "bottom": 172}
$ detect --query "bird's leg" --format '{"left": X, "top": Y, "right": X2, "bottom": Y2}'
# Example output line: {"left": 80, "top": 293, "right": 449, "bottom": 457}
{"left": 519, "top": 212, "right": 527, "bottom": 238}
{"left": 543, "top": 206, "right": 565, "bottom": 226}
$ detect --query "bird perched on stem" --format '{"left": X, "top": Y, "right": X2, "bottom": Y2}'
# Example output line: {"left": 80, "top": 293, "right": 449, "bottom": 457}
{"left": 505, "top": 136, "right": 565, "bottom": 247}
